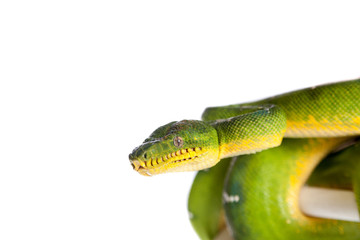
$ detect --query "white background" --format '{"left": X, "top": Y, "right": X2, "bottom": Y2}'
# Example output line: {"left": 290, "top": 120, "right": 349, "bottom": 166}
{"left": 1, "top": 1, "right": 360, "bottom": 239}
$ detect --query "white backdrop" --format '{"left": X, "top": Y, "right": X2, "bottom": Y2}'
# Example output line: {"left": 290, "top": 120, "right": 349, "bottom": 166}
{"left": 1, "top": 1, "right": 360, "bottom": 239}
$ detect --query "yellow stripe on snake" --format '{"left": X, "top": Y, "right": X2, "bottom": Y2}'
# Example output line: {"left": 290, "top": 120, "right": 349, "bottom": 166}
{"left": 129, "top": 79, "right": 360, "bottom": 239}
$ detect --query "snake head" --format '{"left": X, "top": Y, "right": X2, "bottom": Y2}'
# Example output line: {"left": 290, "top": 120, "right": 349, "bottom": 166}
{"left": 129, "top": 120, "right": 219, "bottom": 176}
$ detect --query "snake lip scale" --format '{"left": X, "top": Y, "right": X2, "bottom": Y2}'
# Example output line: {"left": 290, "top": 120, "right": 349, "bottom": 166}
{"left": 130, "top": 147, "right": 203, "bottom": 176}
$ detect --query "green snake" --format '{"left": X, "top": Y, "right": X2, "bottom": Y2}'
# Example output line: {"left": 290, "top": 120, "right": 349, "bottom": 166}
{"left": 129, "top": 79, "right": 360, "bottom": 239}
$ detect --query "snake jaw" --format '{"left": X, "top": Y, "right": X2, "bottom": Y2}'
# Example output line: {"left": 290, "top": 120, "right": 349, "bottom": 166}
{"left": 130, "top": 147, "right": 208, "bottom": 176}
{"left": 130, "top": 160, "right": 153, "bottom": 176}
{"left": 130, "top": 159, "right": 141, "bottom": 171}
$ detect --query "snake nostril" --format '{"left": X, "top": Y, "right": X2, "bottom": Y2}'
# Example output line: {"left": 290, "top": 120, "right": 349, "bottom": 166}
{"left": 143, "top": 153, "right": 147, "bottom": 159}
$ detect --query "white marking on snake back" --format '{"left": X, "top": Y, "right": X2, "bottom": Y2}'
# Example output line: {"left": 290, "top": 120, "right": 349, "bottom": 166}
{"left": 223, "top": 192, "right": 240, "bottom": 203}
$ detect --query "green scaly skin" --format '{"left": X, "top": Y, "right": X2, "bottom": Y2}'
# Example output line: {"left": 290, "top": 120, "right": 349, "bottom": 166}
{"left": 189, "top": 139, "right": 360, "bottom": 240}
{"left": 223, "top": 138, "right": 360, "bottom": 240}
{"left": 129, "top": 79, "right": 360, "bottom": 239}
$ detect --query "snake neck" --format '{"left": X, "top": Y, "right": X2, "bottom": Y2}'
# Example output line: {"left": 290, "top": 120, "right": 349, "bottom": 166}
{"left": 210, "top": 105, "right": 287, "bottom": 159}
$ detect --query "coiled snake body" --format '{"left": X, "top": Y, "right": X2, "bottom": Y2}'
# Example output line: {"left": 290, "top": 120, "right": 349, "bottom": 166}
{"left": 129, "top": 79, "right": 360, "bottom": 239}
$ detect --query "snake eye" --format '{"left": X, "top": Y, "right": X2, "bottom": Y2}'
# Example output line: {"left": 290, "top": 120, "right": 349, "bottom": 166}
{"left": 173, "top": 136, "right": 184, "bottom": 148}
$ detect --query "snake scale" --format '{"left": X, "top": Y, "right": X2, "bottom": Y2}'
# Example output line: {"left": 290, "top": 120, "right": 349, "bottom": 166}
{"left": 129, "top": 79, "right": 360, "bottom": 239}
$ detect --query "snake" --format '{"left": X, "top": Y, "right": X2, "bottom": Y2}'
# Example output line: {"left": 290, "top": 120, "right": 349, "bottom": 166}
{"left": 129, "top": 79, "right": 360, "bottom": 239}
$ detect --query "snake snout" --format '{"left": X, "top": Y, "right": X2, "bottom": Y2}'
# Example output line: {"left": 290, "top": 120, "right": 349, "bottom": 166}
{"left": 129, "top": 151, "right": 143, "bottom": 171}
{"left": 129, "top": 159, "right": 152, "bottom": 176}
{"left": 130, "top": 159, "right": 141, "bottom": 171}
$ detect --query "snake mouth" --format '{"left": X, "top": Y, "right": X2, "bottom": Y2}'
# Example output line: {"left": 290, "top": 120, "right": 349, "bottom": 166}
{"left": 130, "top": 160, "right": 153, "bottom": 176}
{"left": 130, "top": 147, "right": 204, "bottom": 176}
{"left": 130, "top": 160, "right": 143, "bottom": 171}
